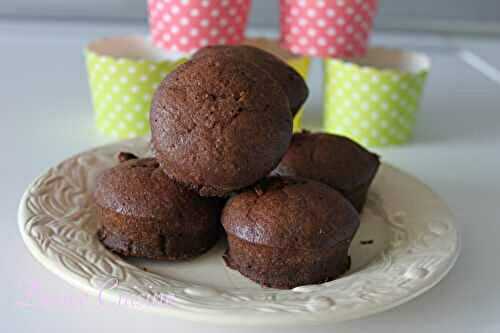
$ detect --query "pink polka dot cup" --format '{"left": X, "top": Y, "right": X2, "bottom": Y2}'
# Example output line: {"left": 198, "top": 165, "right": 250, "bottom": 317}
{"left": 280, "top": 0, "right": 378, "bottom": 58}
{"left": 148, "top": 0, "right": 252, "bottom": 54}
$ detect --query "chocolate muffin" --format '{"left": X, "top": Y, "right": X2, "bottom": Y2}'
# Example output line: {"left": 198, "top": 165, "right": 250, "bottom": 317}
{"left": 150, "top": 55, "right": 293, "bottom": 197}
{"left": 222, "top": 177, "right": 360, "bottom": 289}
{"left": 273, "top": 132, "right": 380, "bottom": 211}
{"left": 94, "top": 153, "right": 221, "bottom": 260}
{"left": 192, "top": 44, "right": 309, "bottom": 116}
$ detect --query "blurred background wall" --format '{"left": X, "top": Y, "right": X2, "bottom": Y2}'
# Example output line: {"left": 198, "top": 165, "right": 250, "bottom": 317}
{"left": 1, "top": 0, "right": 499, "bottom": 34}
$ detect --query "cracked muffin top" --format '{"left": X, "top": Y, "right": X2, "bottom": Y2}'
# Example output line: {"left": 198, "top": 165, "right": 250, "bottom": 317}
{"left": 150, "top": 54, "right": 293, "bottom": 197}
{"left": 221, "top": 176, "right": 360, "bottom": 250}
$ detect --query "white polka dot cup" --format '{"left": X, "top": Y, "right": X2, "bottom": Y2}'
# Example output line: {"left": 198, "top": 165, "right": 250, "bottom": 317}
{"left": 280, "top": 0, "right": 378, "bottom": 58}
{"left": 324, "top": 47, "right": 430, "bottom": 146}
{"left": 148, "top": 0, "right": 251, "bottom": 54}
{"left": 85, "top": 36, "right": 186, "bottom": 139}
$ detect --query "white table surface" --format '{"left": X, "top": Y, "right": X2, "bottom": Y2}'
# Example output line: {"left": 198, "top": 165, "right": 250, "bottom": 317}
{"left": 2, "top": 20, "right": 500, "bottom": 332}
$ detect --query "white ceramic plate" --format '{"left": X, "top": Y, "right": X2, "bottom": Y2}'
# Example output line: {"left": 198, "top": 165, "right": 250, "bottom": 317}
{"left": 18, "top": 137, "right": 459, "bottom": 326}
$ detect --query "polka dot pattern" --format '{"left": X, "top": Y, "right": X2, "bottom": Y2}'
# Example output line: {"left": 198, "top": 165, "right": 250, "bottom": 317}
{"left": 148, "top": 0, "right": 251, "bottom": 53}
{"left": 85, "top": 50, "right": 185, "bottom": 139}
{"left": 323, "top": 58, "right": 428, "bottom": 146}
{"left": 279, "top": 0, "right": 378, "bottom": 58}
{"left": 287, "top": 56, "right": 311, "bottom": 132}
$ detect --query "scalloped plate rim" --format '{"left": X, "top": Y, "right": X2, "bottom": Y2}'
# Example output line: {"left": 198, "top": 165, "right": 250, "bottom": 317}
{"left": 17, "top": 137, "right": 461, "bottom": 326}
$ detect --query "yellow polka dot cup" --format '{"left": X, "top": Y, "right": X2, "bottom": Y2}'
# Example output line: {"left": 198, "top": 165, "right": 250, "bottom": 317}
{"left": 324, "top": 47, "right": 430, "bottom": 146}
{"left": 288, "top": 55, "right": 311, "bottom": 132}
{"left": 243, "top": 38, "right": 311, "bottom": 132}
{"left": 85, "top": 36, "right": 186, "bottom": 139}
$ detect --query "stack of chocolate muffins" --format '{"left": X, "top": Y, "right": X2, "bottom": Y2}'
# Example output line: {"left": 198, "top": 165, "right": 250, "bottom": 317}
{"left": 94, "top": 45, "right": 380, "bottom": 289}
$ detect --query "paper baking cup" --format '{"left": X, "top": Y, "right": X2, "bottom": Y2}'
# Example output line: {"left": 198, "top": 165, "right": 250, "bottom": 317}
{"left": 288, "top": 56, "right": 311, "bottom": 132}
{"left": 148, "top": 0, "right": 251, "bottom": 54}
{"left": 323, "top": 47, "right": 430, "bottom": 146}
{"left": 280, "top": 0, "right": 378, "bottom": 58}
{"left": 85, "top": 36, "right": 186, "bottom": 139}
{"left": 243, "top": 38, "right": 311, "bottom": 132}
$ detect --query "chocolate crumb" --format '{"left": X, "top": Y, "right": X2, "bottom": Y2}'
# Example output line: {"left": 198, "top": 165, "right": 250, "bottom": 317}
{"left": 118, "top": 152, "right": 138, "bottom": 163}
{"left": 254, "top": 185, "right": 264, "bottom": 196}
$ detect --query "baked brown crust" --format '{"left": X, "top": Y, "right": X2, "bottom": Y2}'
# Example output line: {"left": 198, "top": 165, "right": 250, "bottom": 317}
{"left": 221, "top": 176, "right": 360, "bottom": 289}
{"left": 223, "top": 236, "right": 351, "bottom": 289}
{"left": 150, "top": 55, "right": 293, "bottom": 197}
{"left": 273, "top": 132, "right": 380, "bottom": 211}
{"left": 94, "top": 156, "right": 222, "bottom": 260}
{"left": 96, "top": 208, "right": 219, "bottom": 260}
{"left": 193, "top": 45, "right": 309, "bottom": 116}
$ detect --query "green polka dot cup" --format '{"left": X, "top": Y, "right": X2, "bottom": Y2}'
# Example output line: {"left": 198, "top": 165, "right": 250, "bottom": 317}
{"left": 324, "top": 47, "right": 430, "bottom": 146}
{"left": 85, "top": 36, "right": 186, "bottom": 139}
